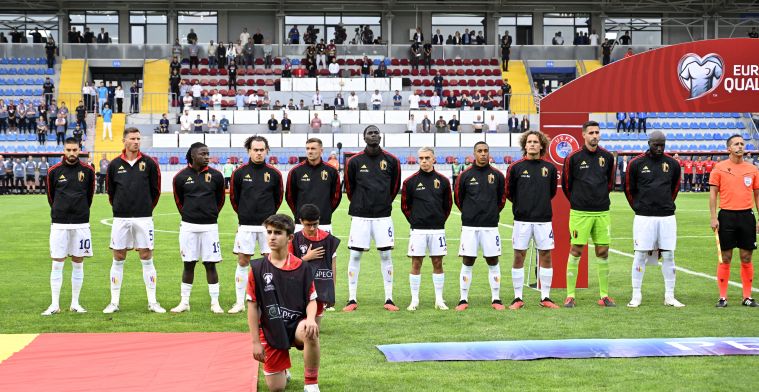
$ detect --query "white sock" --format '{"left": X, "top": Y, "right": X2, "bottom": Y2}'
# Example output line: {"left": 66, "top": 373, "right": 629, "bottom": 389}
{"left": 71, "top": 262, "right": 84, "bottom": 307}
{"left": 511, "top": 267, "right": 524, "bottom": 299}
{"left": 632, "top": 251, "right": 647, "bottom": 298}
{"left": 208, "top": 283, "right": 220, "bottom": 305}
{"left": 347, "top": 250, "right": 361, "bottom": 301}
{"left": 661, "top": 251, "right": 676, "bottom": 298}
{"left": 50, "top": 261, "right": 64, "bottom": 308}
{"left": 109, "top": 259, "right": 125, "bottom": 305}
{"left": 141, "top": 259, "right": 157, "bottom": 304}
{"left": 432, "top": 273, "right": 445, "bottom": 303}
{"left": 180, "top": 283, "right": 193, "bottom": 305}
{"left": 234, "top": 264, "right": 249, "bottom": 305}
{"left": 380, "top": 250, "right": 394, "bottom": 301}
{"left": 409, "top": 274, "right": 421, "bottom": 305}
{"left": 459, "top": 265, "right": 473, "bottom": 301}
{"left": 539, "top": 267, "right": 553, "bottom": 300}
{"left": 488, "top": 264, "right": 501, "bottom": 301}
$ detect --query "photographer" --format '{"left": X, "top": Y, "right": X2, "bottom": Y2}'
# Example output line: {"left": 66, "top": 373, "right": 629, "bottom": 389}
{"left": 305, "top": 25, "right": 319, "bottom": 45}
{"left": 361, "top": 25, "right": 374, "bottom": 45}
{"left": 334, "top": 25, "right": 347, "bottom": 45}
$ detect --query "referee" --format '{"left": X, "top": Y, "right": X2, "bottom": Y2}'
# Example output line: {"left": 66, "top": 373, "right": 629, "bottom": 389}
{"left": 709, "top": 134, "right": 759, "bottom": 308}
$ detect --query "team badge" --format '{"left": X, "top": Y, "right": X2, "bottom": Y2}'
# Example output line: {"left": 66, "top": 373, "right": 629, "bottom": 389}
{"left": 744, "top": 176, "right": 753, "bottom": 187}
{"left": 662, "top": 162, "right": 670, "bottom": 172}
{"left": 264, "top": 172, "right": 271, "bottom": 182}
{"left": 541, "top": 167, "right": 549, "bottom": 177}
{"left": 488, "top": 173, "right": 495, "bottom": 184}
{"left": 321, "top": 170, "right": 328, "bottom": 181}
{"left": 78, "top": 171, "right": 84, "bottom": 182}
{"left": 139, "top": 161, "right": 146, "bottom": 171}
{"left": 300, "top": 245, "right": 308, "bottom": 255}
{"left": 264, "top": 273, "right": 273, "bottom": 285}
{"left": 548, "top": 134, "right": 580, "bottom": 165}
{"left": 205, "top": 173, "right": 212, "bottom": 182}
{"left": 434, "top": 178, "right": 440, "bottom": 189}
{"left": 380, "top": 160, "right": 388, "bottom": 171}
{"left": 599, "top": 157, "right": 606, "bottom": 167}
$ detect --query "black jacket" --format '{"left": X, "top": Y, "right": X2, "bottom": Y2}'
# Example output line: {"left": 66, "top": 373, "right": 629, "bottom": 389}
{"left": 345, "top": 148, "right": 401, "bottom": 218}
{"left": 286, "top": 159, "right": 341, "bottom": 224}
{"left": 230, "top": 160, "right": 283, "bottom": 226}
{"left": 107, "top": 152, "right": 161, "bottom": 218}
{"left": 401, "top": 169, "right": 452, "bottom": 230}
{"left": 454, "top": 164, "right": 506, "bottom": 227}
{"left": 172, "top": 165, "right": 225, "bottom": 224}
{"left": 561, "top": 146, "right": 616, "bottom": 212}
{"left": 506, "top": 158, "right": 557, "bottom": 222}
{"left": 47, "top": 160, "right": 95, "bottom": 224}
{"left": 625, "top": 151, "right": 680, "bottom": 216}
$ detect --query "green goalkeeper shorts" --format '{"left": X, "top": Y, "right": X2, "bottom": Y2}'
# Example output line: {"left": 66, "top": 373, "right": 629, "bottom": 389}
{"left": 569, "top": 209, "right": 611, "bottom": 246}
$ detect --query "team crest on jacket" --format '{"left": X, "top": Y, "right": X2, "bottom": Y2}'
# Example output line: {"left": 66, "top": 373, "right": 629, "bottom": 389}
{"left": 488, "top": 173, "right": 495, "bottom": 184}
{"left": 264, "top": 172, "right": 271, "bottom": 182}
{"left": 434, "top": 178, "right": 440, "bottom": 189}
{"left": 541, "top": 167, "right": 549, "bottom": 177}
{"left": 78, "top": 171, "right": 84, "bottom": 182}
{"left": 321, "top": 170, "right": 328, "bottom": 181}
{"left": 599, "top": 157, "right": 606, "bottom": 167}
{"left": 205, "top": 173, "right": 212, "bottom": 182}
{"left": 548, "top": 134, "right": 580, "bottom": 165}
{"left": 139, "top": 161, "right": 146, "bottom": 171}
{"left": 662, "top": 162, "right": 670, "bottom": 172}
{"left": 380, "top": 160, "right": 388, "bottom": 171}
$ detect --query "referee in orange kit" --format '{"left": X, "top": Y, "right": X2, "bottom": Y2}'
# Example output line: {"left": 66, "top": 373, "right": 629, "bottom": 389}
{"left": 709, "top": 134, "right": 759, "bottom": 308}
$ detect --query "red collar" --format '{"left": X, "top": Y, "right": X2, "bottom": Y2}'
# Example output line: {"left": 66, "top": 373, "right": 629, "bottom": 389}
{"left": 302, "top": 229, "right": 329, "bottom": 242}
{"left": 120, "top": 150, "right": 143, "bottom": 161}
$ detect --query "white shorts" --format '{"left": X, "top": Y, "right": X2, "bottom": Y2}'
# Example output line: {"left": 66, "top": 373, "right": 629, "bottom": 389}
{"left": 110, "top": 217, "right": 154, "bottom": 250}
{"left": 408, "top": 229, "right": 447, "bottom": 257}
{"left": 458, "top": 226, "right": 501, "bottom": 258}
{"left": 179, "top": 222, "right": 222, "bottom": 262}
{"left": 294, "top": 224, "right": 333, "bottom": 234}
{"left": 233, "top": 225, "right": 271, "bottom": 255}
{"left": 633, "top": 215, "right": 677, "bottom": 251}
{"left": 512, "top": 221, "right": 555, "bottom": 251}
{"left": 50, "top": 223, "right": 93, "bottom": 259}
{"left": 348, "top": 216, "right": 394, "bottom": 250}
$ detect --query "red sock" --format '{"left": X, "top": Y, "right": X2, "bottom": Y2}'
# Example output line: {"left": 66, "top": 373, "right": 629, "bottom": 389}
{"left": 304, "top": 367, "right": 319, "bottom": 385}
{"left": 718, "top": 263, "right": 731, "bottom": 299}
{"left": 741, "top": 262, "right": 754, "bottom": 299}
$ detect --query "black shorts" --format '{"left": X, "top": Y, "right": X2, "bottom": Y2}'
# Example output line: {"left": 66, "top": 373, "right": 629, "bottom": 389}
{"left": 684, "top": 173, "right": 693, "bottom": 183}
{"left": 718, "top": 209, "right": 757, "bottom": 250}
{"left": 695, "top": 174, "right": 703, "bottom": 184}
{"left": 25, "top": 175, "right": 35, "bottom": 182}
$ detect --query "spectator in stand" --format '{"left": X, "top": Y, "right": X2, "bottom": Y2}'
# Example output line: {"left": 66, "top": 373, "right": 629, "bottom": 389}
{"left": 24, "top": 104, "right": 36, "bottom": 134}
{"left": 448, "top": 115, "right": 460, "bottom": 132}
{"left": 182, "top": 92, "right": 193, "bottom": 111}
{"left": 239, "top": 27, "right": 250, "bottom": 44}
{"left": 430, "top": 91, "right": 442, "bottom": 109}
{"left": 223, "top": 158, "right": 235, "bottom": 190}
{"left": 618, "top": 31, "right": 632, "bottom": 45}
{"left": 262, "top": 93, "right": 271, "bottom": 109}
{"left": 446, "top": 94, "right": 457, "bottom": 109}
{"left": 208, "top": 115, "right": 219, "bottom": 133}
{"left": 288, "top": 25, "right": 300, "bottom": 44}
{"left": 462, "top": 28, "right": 471, "bottom": 45}
{"left": 452, "top": 31, "right": 462, "bottom": 45}
{"left": 36, "top": 116, "right": 48, "bottom": 145}
{"left": 130, "top": 82, "right": 139, "bottom": 113}
{"left": 423, "top": 41, "right": 433, "bottom": 70}
{"left": 41, "top": 77, "right": 55, "bottom": 107}
{"left": 101, "top": 104, "right": 113, "bottom": 140}
{"left": 435, "top": 116, "right": 448, "bottom": 133}
{"left": 410, "top": 42, "right": 421, "bottom": 71}
{"left": 159, "top": 113, "right": 170, "bottom": 133}
{"left": 199, "top": 91, "right": 211, "bottom": 110}
{"left": 96, "top": 28, "right": 110, "bottom": 44}
{"left": 624, "top": 48, "right": 634, "bottom": 59}
{"left": 421, "top": 115, "right": 432, "bottom": 133}
{"left": 413, "top": 27, "right": 424, "bottom": 43}
{"left": 97, "top": 154, "right": 109, "bottom": 194}
{"left": 172, "top": 38, "right": 182, "bottom": 59}
{"left": 486, "top": 114, "right": 499, "bottom": 133}
{"left": 502, "top": 78, "right": 512, "bottom": 110}
{"left": 246, "top": 91, "right": 258, "bottom": 109}
{"left": 360, "top": 56, "right": 372, "bottom": 78}
{"left": 115, "top": 85, "right": 125, "bottom": 113}
{"left": 217, "top": 41, "right": 227, "bottom": 69}
{"left": 46, "top": 100, "right": 56, "bottom": 135}
{"left": 97, "top": 82, "right": 108, "bottom": 113}
{"left": 750, "top": 27, "right": 759, "bottom": 38}
{"left": 589, "top": 30, "right": 599, "bottom": 45}
{"left": 267, "top": 115, "right": 278, "bottom": 132}
{"left": 107, "top": 82, "right": 116, "bottom": 109}
{"left": 573, "top": 32, "right": 582, "bottom": 46}
{"left": 601, "top": 38, "right": 612, "bottom": 65}
{"left": 212, "top": 90, "right": 223, "bottom": 110}
{"left": 327, "top": 152, "right": 339, "bottom": 169}
{"left": 307, "top": 60, "right": 318, "bottom": 78}
{"left": 45, "top": 36, "right": 57, "bottom": 69}
{"left": 188, "top": 40, "right": 200, "bottom": 69}
{"left": 520, "top": 115, "right": 530, "bottom": 131}
{"left": 243, "top": 38, "right": 255, "bottom": 69}
{"left": 348, "top": 92, "right": 359, "bottom": 110}
{"left": 310, "top": 113, "right": 322, "bottom": 133}
{"left": 75, "top": 100, "right": 87, "bottom": 131}
{"left": 72, "top": 124, "right": 83, "bottom": 148}
{"left": 432, "top": 29, "right": 444, "bottom": 45}
{"left": 501, "top": 32, "right": 512, "bottom": 71}
{"left": 637, "top": 112, "right": 647, "bottom": 133}
{"left": 219, "top": 115, "right": 229, "bottom": 133}
{"left": 228, "top": 59, "right": 238, "bottom": 91}
{"left": 252, "top": 29, "right": 264, "bottom": 44}
{"left": 180, "top": 110, "right": 191, "bottom": 133}
{"left": 471, "top": 91, "right": 482, "bottom": 110}
{"left": 370, "top": 90, "right": 383, "bottom": 110}
{"left": 326, "top": 39, "right": 337, "bottom": 64}
{"left": 170, "top": 56, "right": 181, "bottom": 76}
{"left": 311, "top": 89, "right": 324, "bottom": 109}
{"left": 328, "top": 59, "right": 340, "bottom": 77}
{"left": 193, "top": 114, "right": 204, "bottom": 133}
{"left": 334, "top": 93, "right": 345, "bottom": 110}
{"left": 476, "top": 31, "right": 485, "bottom": 45}
{"left": 191, "top": 81, "right": 202, "bottom": 108}
{"left": 292, "top": 63, "right": 306, "bottom": 78}
{"left": 408, "top": 90, "right": 421, "bottom": 110}
{"left": 460, "top": 93, "right": 471, "bottom": 110}
{"left": 616, "top": 112, "right": 627, "bottom": 132}
{"left": 227, "top": 42, "right": 238, "bottom": 66}
{"left": 392, "top": 90, "right": 402, "bottom": 110}
{"left": 263, "top": 40, "right": 273, "bottom": 69}
{"left": 552, "top": 31, "right": 564, "bottom": 45}
{"left": 433, "top": 73, "right": 444, "bottom": 97}
{"left": 234, "top": 90, "right": 245, "bottom": 110}
{"left": 375, "top": 60, "right": 387, "bottom": 77}
{"left": 330, "top": 113, "right": 342, "bottom": 133}
{"left": 0, "top": 100, "right": 6, "bottom": 134}
{"left": 281, "top": 113, "right": 292, "bottom": 132}
{"left": 473, "top": 115, "right": 485, "bottom": 133}
{"left": 186, "top": 28, "right": 198, "bottom": 44}
{"left": 53, "top": 112, "right": 65, "bottom": 144}
{"left": 406, "top": 114, "right": 417, "bottom": 133}
{"left": 627, "top": 112, "right": 637, "bottom": 132}
{"left": 486, "top": 92, "right": 496, "bottom": 110}
{"left": 316, "top": 39, "right": 327, "bottom": 69}
{"left": 207, "top": 40, "right": 218, "bottom": 69}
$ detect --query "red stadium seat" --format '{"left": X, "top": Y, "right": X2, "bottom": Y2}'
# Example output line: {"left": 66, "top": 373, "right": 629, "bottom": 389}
{"left": 485, "top": 80, "right": 494, "bottom": 86}
{"left": 477, "top": 80, "right": 486, "bottom": 87}
{"left": 257, "top": 89, "right": 265, "bottom": 96}
{"left": 483, "top": 69, "right": 492, "bottom": 76}
{"left": 169, "top": 156, "right": 179, "bottom": 164}
{"left": 490, "top": 59, "right": 499, "bottom": 66}
{"left": 200, "top": 79, "right": 209, "bottom": 86}
{"left": 436, "top": 59, "right": 444, "bottom": 66}
{"left": 337, "top": 59, "right": 346, "bottom": 66}
{"left": 265, "top": 79, "right": 274, "bottom": 86}
{"left": 392, "top": 69, "right": 401, "bottom": 76}
{"left": 456, "top": 69, "right": 465, "bottom": 76}
{"left": 472, "top": 59, "right": 481, "bottom": 66}
{"left": 288, "top": 156, "right": 299, "bottom": 164}
{"left": 445, "top": 59, "right": 454, "bottom": 66}
{"left": 274, "top": 58, "right": 282, "bottom": 65}
{"left": 246, "top": 79, "right": 255, "bottom": 86}
{"left": 422, "top": 80, "right": 431, "bottom": 87}
{"left": 200, "top": 68, "right": 209, "bottom": 75}
{"left": 454, "top": 59, "right": 463, "bottom": 66}
{"left": 255, "top": 68, "right": 265, "bottom": 75}
{"left": 209, "top": 68, "right": 218, "bottom": 76}
{"left": 465, "top": 69, "right": 474, "bottom": 76}
{"left": 273, "top": 69, "right": 282, "bottom": 75}
{"left": 391, "top": 58, "right": 400, "bottom": 66}
{"left": 346, "top": 59, "right": 356, "bottom": 66}
{"left": 209, "top": 79, "right": 218, "bottom": 86}
{"left": 256, "top": 79, "right": 265, "bottom": 86}
{"left": 449, "top": 79, "right": 459, "bottom": 86}
{"left": 475, "top": 69, "right": 483, "bottom": 76}
{"left": 407, "top": 156, "right": 417, "bottom": 164}
{"left": 264, "top": 69, "right": 273, "bottom": 75}
{"left": 442, "top": 90, "right": 451, "bottom": 97}
{"left": 191, "top": 68, "right": 199, "bottom": 75}
{"left": 400, "top": 59, "right": 409, "bottom": 66}
{"left": 220, "top": 69, "right": 228, "bottom": 75}
{"left": 412, "top": 79, "right": 422, "bottom": 86}
{"left": 269, "top": 156, "right": 278, "bottom": 164}
{"left": 219, "top": 79, "right": 228, "bottom": 86}
{"left": 429, "top": 69, "right": 437, "bottom": 76}
{"left": 439, "top": 69, "right": 448, "bottom": 76}
{"left": 446, "top": 156, "right": 455, "bottom": 164}
{"left": 401, "top": 69, "right": 409, "bottom": 76}
{"left": 442, "top": 80, "right": 449, "bottom": 87}
{"left": 463, "top": 59, "right": 472, "bottom": 66}
{"left": 424, "top": 90, "right": 433, "bottom": 97}
{"left": 411, "top": 69, "right": 419, "bottom": 76}
{"left": 180, "top": 69, "right": 189, "bottom": 75}
{"left": 190, "top": 78, "right": 199, "bottom": 85}
{"left": 420, "top": 69, "right": 428, "bottom": 77}
{"left": 255, "top": 58, "right": 264, "bottom": 65}
{"left": 467, "top": 80, "right": 476, "bottom": 87}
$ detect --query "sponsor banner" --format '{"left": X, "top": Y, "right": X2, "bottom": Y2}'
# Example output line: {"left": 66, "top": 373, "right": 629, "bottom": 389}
{"left": 377, "top": 337, "right": 759, "bottom": 363}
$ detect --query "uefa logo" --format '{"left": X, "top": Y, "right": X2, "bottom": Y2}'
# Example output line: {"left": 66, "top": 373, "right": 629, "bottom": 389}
{"left": 677, "top": 53, "right": 724, "bottom": 100}
{"left": 549, "top": 134, "right": 580, "bottom": 165}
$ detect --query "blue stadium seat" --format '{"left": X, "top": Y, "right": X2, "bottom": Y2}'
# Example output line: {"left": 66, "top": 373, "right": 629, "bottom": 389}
{"left": 683, "top": 133, "right": 693, "bottom": 140}
{"left": 46, "top": 68, "right": 54, "bottom": 75}
{"left": 685, "top": 112, "right": 695, "bottom": 118}
{"left": 732, "top": 112, "right": 740, "bottom": 118}
{"left": 373, "top": 59, "right": 381, "bottom": 66}
{"left": 662, "top": 122, "right": 671, "bottom": 129}
{"left": 9, "top": 58, "right": 18, "bottom": 65}
{"left": 492, "top": 156, "right": 504, "bottom": 164}
{"left": 748, "top": 144, "right": 756, "bottom": 151}
{"left": 737, "top": 122, "right": 746, "bottom": 130}
{"left": 7, "top": 68, "right": 17, "bottom": 75}
{"left": 398, "top": 155, "right": 407, "bottom": 164}
{"left": 291, "top": 58, "right": 300, "bottom": 65}
{"left": 675, "top": 112, "right": 685, "bottom": 118}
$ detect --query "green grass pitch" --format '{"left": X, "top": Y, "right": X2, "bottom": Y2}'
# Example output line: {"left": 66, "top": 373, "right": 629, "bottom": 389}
{"left": 1, "top": 192, "right": 758, "bottom": 391}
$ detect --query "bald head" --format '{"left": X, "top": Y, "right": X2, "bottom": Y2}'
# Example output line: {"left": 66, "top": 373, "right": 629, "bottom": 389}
{"left": 648, "top": 131, "right": 666, "bottom": 157}
{"left": 649, "top": 131, "right": 666, "bottom": 143}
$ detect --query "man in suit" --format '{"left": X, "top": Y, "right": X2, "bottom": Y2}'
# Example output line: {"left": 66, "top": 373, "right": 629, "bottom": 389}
{"left": 520, "top": 116, "right": 530, "bottom": 132}
{"left": 508, "top": 114, "right": 519, "bottom": 133}
{"left": 501, "top": 32, "right": 513, "bottom": 71}
{"left": 413, "top": 27, "right": 424, "bottom": 43}
{"left": 501, "top": 79, "right": 512, "bottom": 111}
{"left": 432, "top": 29, "right": 444, "bottom": 45}
{"left": 334, "top": 93, "right": 345, "bottom": 110}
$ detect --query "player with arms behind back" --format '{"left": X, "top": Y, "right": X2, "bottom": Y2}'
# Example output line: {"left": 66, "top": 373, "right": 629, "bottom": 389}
{"left": 286, "top": 138, "right": 341, "bottom": 233}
